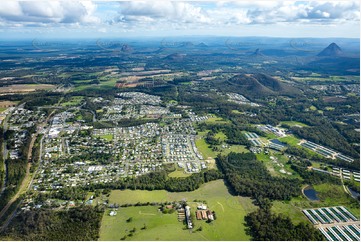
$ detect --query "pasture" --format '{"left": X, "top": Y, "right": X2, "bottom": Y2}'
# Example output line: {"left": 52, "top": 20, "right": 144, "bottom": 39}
{"left": 0, "top": 84, "right": 55, "bottom": 94}
{"left": 100, "top": 180, "right": 256, "bottom": 241}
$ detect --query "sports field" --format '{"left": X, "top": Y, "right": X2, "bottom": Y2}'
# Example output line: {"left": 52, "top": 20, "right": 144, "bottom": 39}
{"left": 99, "top": 180, "right": 256, "bottom": 241}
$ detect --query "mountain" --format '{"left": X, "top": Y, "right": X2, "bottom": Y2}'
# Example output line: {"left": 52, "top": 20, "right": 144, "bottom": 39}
{"left": 164, "top": 53, "right": 186, "bottom": 61}
{"left": 121, "top": 44, "right": 133, "bottom": 52}
{"left": 196, "top": 42, "right": 208, "bottom": 48}
{"left": 227, "top": 73, "right": 299, "bottom": 96}
{"left": 317, "top": 43, "right": 342, "bottom": 57}
{"left": 250, "top": 48, "right": 265, "bottom": 57}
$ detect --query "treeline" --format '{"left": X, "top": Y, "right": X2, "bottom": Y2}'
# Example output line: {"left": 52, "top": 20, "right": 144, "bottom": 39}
{"left": 245, "top": 207, "right": 324, "bottom": 241}
{"left": 217, "top": 152, "right": 301, "bottom": 203}
{"left": 0, "top": 127, "right": 4, "bottom": 189}
{"left": 291, "top": 164, "right": 341, "bottom": 185}
{"left": 43, "top": 170, "right": 223, "bottom": 201}
{"left": 0, "top": 205, "right": 104, "bottom": 240}
{"left": 29, "top": 134, "right": 43, "bottom": 173}
{"left": 92, "top": 169, "right": 223, "bottom": 192}
{"left": 0, "top": 127, "right": 33, "bottom": 210}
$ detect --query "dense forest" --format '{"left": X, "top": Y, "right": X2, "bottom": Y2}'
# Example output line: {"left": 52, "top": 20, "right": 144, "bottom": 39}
{"left": 216, "top": 152, "right": 302, "bottom": 204}
{"left": 0, "top": 206, "right": 103, "bottom": 240}
{"left": 0, "top": 127, "right": 4, "bottom": 189}
{"left": 0, "top": 127, "right": 33, "bottom": 210}
{"left": 245, "top": 207, "right": 324, "bottom": 241}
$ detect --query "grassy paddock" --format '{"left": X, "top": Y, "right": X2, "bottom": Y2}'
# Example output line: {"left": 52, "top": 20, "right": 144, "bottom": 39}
{"left": 280, "top": 121, "right": 309, "bottom": 127}
{"left": 100, "top": 180, "right": 256, "bottom": 241}
{"left": 278, "top": 135, "right": 300, "bottom": 146}
{"left": 94, "top": 134, "right": 113, "bottom": 142}
{"left": 195, "top": 138, "right": 217, "bottom": 159}
{"left": 168, "top": 170, "right": 192, "bottom": 178}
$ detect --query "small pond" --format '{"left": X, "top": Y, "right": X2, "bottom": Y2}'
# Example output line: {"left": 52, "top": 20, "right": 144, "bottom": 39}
{"left": 348, "top": 187, "right": 360, "bottom": 199}
{"left": 303, "top": 185, "right": 319, "bottom": 201}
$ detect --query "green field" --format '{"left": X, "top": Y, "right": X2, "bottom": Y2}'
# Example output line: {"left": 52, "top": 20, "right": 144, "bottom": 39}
{"left": 214, "top": 132, "right": 227, "bottom": 141}
{"left": 272, "top": 200, "right": 309, "bottom": 224}
{"left": 205, "top": 115, "right": 230, "bottom": 125}
{"left": 280, "top": 121, "right": 309, "bottom": 127}
{"left": 0, "top": 107, "right": 7, "bottom": 112}
{"left": 61, "top": 96, "right": 84, "bottom": 107}
{"left": 231, "top": 110, "right": 243, "bottom": 115}
{"left": 195, "top": 138, "right": 217, "bottom": 158}
{"left": 221, "top": 145, "right": 248, "bottom": 156}
{"left": 168, "top": 170, "right": 192, "bottom": 178}
{"left": 278, "top": 135, "right": 300, "bottom": 146}
{"left": 95, "top": 134, "right": 113, "bottom": 141}
{"left": 100, "top": 180, "right": 256, "bottom": 241}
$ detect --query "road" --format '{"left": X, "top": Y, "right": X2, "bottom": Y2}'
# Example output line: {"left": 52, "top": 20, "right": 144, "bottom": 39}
{"left": 315, "top": 220, "right": 360, "bottom": 229}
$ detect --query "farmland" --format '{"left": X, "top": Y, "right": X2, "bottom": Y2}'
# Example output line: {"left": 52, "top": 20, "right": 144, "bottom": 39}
{"left": 0, "top": 84, "right": 55, "bottom": 93}
{"left": 100, "top": 180, "right": 256, "bottom": 241}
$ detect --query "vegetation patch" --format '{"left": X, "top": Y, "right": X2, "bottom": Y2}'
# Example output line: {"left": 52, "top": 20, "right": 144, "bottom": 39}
{"left": 0, "top": 206, "right": 104, "bottom": 240}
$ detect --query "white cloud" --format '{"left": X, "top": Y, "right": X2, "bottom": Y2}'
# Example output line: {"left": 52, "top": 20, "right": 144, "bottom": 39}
{"left": 0, "top": 0, "right": 99, "bottom": 26}
{"left": 0, "top": 1, "right": 359, "bottom": 37}
{"left": 114, "top": 1, "right": 211, "bottom": 25}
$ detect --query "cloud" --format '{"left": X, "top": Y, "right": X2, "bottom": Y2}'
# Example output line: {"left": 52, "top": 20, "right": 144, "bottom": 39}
{"left": 0, "top": 1, "right": 359, "bottom": 37}
{"left": 0, "top": 0, "right": 99, "bottom": 26}
{"left": 113, "top": 1, "right": 211, "bottom": 25}
{"left": 243, "top": 1, "right": 360, "bottom": 24}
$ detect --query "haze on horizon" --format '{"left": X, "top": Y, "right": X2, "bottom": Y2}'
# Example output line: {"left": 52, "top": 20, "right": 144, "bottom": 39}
{"left": 0, "top": 0, "right": 360, "bottom": 39}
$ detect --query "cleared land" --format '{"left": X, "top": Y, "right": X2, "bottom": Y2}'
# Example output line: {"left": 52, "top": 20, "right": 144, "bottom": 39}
{"left": 278, "top": 135, "right": 300, "bottom": 146}
{"left": 195, "top": 137, "right": 217, "bottom": 158}
{"left": 167, "top": 170, "right": 192, "bottom": 178}
{"left": 280, "top": 121, "right": 309, "bottom": 127}
{"left": 61, "top": 96, "right": 83, "bottom": 107}
{"left": 100, "top": 180, "right": 256, "bottom": 241}
{"left": 0, "top": 101, "right": 17, "bottom": 108}
{"left": 0, "top": 84, "right": 55, "bottom": 93}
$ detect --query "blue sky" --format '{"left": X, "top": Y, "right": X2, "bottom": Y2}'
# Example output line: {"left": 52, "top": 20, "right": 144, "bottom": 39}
{"left": 0, "top": 0, "right": 359, "bottom": 39}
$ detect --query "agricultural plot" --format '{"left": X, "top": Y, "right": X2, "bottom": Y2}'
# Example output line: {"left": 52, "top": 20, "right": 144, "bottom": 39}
{"left": 101, "top": 180, "right": 256, "bottom": 241}
{"left": 244, "top": 132, "right": 263, "bottom": 147}
{"left": 280, "top": 121, "right": 309, "bottom": 127}
{"left": 319, "top": 225, "right": 360, "bottom": 241}
{"left": 0, "top": 84, "right": 55, "bottom": 93}
{"left": 300, "top": 140, "right": 354, "bottom": 162}
{"left": 278, "top": 135, "right": 300, "bottom": 146}
{"left": 302, "top": 206, "right": 360, "bottom": 241}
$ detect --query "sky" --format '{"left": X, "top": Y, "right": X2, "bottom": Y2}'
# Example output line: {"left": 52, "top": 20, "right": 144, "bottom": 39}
{"left": 0, "top": 0, "right": 360, "bottom": 39}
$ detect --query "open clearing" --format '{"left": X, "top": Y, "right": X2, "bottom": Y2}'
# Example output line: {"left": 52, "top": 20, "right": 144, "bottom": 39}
{"left": 278, "top": 135, "right": 300, "bottom": 146}
{"left": 100, "top": 180, "right": 256, "bottom": 241}
{"left": 280, "top": 121, "right": 309, "bottom": 127}
{"left": 94, "top": 134, "right": 113, "bottom": 142}
{"left": 195, "top": 137, "right": 217, "bottom": 158}
{"left": 167, "top": 170, "right": 192, "bottom": 178}
{"left": 0, "top": 84, "right": 55, "bottom": 93}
